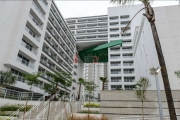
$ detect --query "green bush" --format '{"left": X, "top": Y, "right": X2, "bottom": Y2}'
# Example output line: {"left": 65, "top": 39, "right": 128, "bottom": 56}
{"left": 77, "top": 110, "right": 100, "bottom": 114}
{"left": 84, "top": 103, "right": 100, "bottom": 108}
{"left": 0, "top": 105, "right": 32, "bottom": 111}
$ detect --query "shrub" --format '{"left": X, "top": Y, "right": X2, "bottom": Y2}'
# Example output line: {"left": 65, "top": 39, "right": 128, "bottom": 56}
{"left": 84, "top": 103, "right": 100, "bottom": 108}
{"left": 0, "top": 105, "right": 32, "bottom": 111}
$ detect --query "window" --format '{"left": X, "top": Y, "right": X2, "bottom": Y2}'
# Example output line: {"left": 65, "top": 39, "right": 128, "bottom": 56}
{"left": 124, "top": 77, "right": 135, "bottom": 82}
{"left": 124, "top": 85, "right": 135, "bottom": 90}
{"left": 111, "top": 85, "right": 122, "bottom": 90}
{"left": 123, "top": 61, "right": 133, "bottom": 66}
{"left": 110, "top": 28, "right": 119, "bottom": 32}
{"left": 111, "top": 69, "right": 121, "bottom": 74}
{"left": 123, "top": 54, "right": 133, "bottom": 58}
{"left": 122, "top": 47, "right": 132, "bottom": 51}
{"left": 110, "top": 34, "right": 119, "bottom": 38}
{"left": 111, "top": 77, "right": 121, "bottom": 82}
{"left": 111, "top": 62, "right": 121, "bottom": 66}
{"left": 11, "top": 68, "right": 25, "bottom": 82}
{"left": 110, "top": 47, "right": 120, "bottom": 51}
{"left": 109, "top": 16, "right": 118, "bottom": 20}
{"left": 124, "top": 69, "right": 134, "bottom": 74}
{"left": 110, "top": 54, "right": 120, "bottom": 59}
{"left": 110, "top": 22, "right": 119, "bottom": 26}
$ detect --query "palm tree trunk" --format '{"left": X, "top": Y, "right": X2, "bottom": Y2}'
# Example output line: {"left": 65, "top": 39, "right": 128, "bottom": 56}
{"left": 102, "top": 82, "right": 104, "bottom": 90}
{"left": 77, "top": 84, "right": 81, "bottom": 100}
{"left": 88, "top": 92, "right": 90, "bottom": 120}
{"left": 150, "top": 21, "right": 177, "bottom": 120}
{"left": 142, "top": 100, "right": 144, "bottom": 120}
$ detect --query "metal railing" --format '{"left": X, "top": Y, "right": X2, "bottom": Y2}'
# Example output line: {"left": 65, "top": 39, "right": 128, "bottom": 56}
{"left": 25, "top": 26, "right": 40, "bottom": 42}
{"left": 21, "top": 41, "right": 37, "bottom": 55}
{"left": 29, "top": 14, "right": 43, "bottom": 30}
{"left": 35, "top": 95, "right": 55, "bottom": 120}
{"left": 54, "top": 102, "right": 70, "bottom": 120}
{"left": 0, "top": 87, "right": 43, "bottom": 101}
{"left": 19, "top": 96, "right": 44, "bottom": 119}
{"left": 17, "top": 56, "right": 34, "bottom": 69}
{"left": 32, "top": 1, "right": 45, "bottom": 19}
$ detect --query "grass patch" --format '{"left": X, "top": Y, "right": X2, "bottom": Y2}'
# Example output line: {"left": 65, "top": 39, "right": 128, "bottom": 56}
{"left": 0, "top": 105, "right": 32, "bottom": 111}
{"left": 67, "top": 115, "right": 108, "bottom": 120}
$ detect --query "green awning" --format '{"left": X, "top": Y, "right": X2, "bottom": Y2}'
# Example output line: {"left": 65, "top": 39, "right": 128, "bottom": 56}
{"left": 79, "top": 40, "right": 122, "bottom": 63}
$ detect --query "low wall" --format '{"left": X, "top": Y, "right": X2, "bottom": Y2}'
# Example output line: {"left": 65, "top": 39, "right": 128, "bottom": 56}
{"left": 100, "top": 90, "right": 180, "bottom": 120}
{"left": 0, "top": 98, "right": 41, "bottom": 106}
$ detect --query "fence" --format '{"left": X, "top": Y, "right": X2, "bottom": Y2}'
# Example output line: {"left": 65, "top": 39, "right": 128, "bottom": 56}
{"left": 0, "top": 87, "right": 43, "bottom": 101}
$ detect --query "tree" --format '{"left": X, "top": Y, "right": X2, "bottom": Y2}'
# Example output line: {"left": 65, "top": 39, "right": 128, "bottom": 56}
{"left": 84, "top": 81, "right": 98, "bottom": 120}
{"left": 110, "top": 0, "right": 177, "bottom": 119}
{"left": 46, "top": 70, "right": 73, "bottom": 120}
{"left": 99, "top": 77, "right": 108, "bottom": 90}
{"left": 0, "top": 70, "right": 16, "bottom": 87}
{"left": 135, "top": 77, "right": 150, "bottom": 120}
{"left": 77, "top": 78, "right": 85, "bottom": 100}
{"left": 174, "top": 70, "right": 180, "bottom": 79}
{"left": 22, "top": 73, "right": 40, "bottom": 120}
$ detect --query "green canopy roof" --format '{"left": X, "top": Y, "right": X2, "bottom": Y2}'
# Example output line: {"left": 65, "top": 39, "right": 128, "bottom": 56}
{"left": 79, "top": 40, "right": 122, "bottom": 63}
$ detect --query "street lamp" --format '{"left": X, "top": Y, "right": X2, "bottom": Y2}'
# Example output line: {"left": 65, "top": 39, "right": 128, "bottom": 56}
{"left": 154, "top": 66, "right": 164, "bottom": 120}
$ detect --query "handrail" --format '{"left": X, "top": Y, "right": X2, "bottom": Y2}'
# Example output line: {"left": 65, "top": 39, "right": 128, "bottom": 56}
{"left": 35, "top": 103, "right": 52, "bottom": 120}
{"left": 8, "top": 105, "right": 25, "bottom": 119}
{"left": 54, "top": 98, "right": 62, "bottom": 111}
{"left": 35, "top": 95, "right": 55, "bottom": 119}
{"left": 54, "top": 102, "right": 70, "bottom": 120}
{"left": 20, "top": 96, "right": 44, "bottom": 119}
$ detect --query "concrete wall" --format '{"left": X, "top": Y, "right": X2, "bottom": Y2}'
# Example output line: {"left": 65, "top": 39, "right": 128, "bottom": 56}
{"left": 100, "top": 90, "right": 180, "bottom": 119}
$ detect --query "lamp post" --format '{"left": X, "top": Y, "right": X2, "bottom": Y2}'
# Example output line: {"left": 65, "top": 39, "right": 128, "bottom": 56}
{"left": 155, "top": 66, "right": 164, "bottom": 120}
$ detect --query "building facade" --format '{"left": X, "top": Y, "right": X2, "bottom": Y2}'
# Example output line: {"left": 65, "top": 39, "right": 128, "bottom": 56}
{"left": 0, "top": 0, "right": 80, "bottom": 96}
{"left": 66, "top": 4, "right": 180, "bottom": 91}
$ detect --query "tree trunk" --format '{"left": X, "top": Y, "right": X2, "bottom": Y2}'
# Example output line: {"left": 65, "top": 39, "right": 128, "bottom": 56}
{"left": 102, "top": 82, "right": 104, "bottom": 90}
{"left": 77, "top": 84, "right": 81, "bottom": 100}
{"left": 150, "top": 21, "right": 177, "bottom": 120}
{"left": 23, "top": 86, "right": 32, "bottom": 120}
{"left": 88, "top": 93, "right": 90, "bottom": 120}
{"left": 142, "top": 100, "right": 144, "bottom": 120}
{"left": 46, "top": 98, "right": 51, "bottom": 120}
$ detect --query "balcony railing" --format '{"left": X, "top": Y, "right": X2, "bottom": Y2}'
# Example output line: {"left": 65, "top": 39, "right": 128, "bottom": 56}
{"left": 25, "top": 26, "right": 40, "bottom": 42}
{"left": 124, "top": 71, "right": 134, "bottom": 74}
{"left": 123, "top": 56, "right": 133, "bottom": 58}
{"left": 21, "top": 41, "right": 37, "bottom": 55}
{"left": 122, "top": 49, "right": 132, "bottom": 51}
{"left": 111, "top": 64, "right": 121, "bottom": 66}
{"left": 110, "top": 57, "right": 120, "bottom": 59}
{"left": 29, "top": 14, "right": 42, "bottom": 29}
{"left": 111, "top": 72, "right": 121, "bottom": 74}
{"left": 17, "top": 56, "right": 34, "bottom": 69}
{"left": 123, "top": 63, "right": 133, "bottom": 66}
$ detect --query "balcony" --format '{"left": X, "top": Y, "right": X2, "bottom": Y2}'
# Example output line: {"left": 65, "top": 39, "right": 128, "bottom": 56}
{"left": 21, "top": 41, "right": 37, "bottom": 55}
{"left": 123, "top": 63, "right": 133, "bottom": 66}
{"left": 25, "top": 26, "right": 40, "bottom": 42}
{"left": 111, "top": 71, "right": 121, "bottom": 74}
{"left": 122, "top": 48, "right": 132, "bottom": 51}
{"left": 17, "top": 56, "right": 34, "bottom": 69}
{"left": 32, "top": 2, "right": 45, "bottom": 19}
{"left": 29, "top": 14, "right": 42, "bottom": 30}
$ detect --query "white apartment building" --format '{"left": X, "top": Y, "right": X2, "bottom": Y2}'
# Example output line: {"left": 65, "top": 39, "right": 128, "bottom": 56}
{"left": 66, "top": 5, "right": 144, "bottom": 91}
{"left": 133, "top": 5, "right": 180, "bottom": 90}
{"left": 66, "top": 15, "right": 108, "bottom": 99}
{"left": 66, "top": 4, "right": 180, "bottom": 91}
{"left": 0, "top": 0, "right": 80, "bottom": 97}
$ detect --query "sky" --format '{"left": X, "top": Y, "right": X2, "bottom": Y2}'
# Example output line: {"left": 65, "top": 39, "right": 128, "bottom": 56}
{"left": 54, "top": 1, "right": 179, "bottom": 18}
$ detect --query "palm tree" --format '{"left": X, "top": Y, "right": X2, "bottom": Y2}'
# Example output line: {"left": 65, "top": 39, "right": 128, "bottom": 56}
{"left": 84, "top": 81, "right": 98, "bottom": 120}
{"left": 99, "top": 77, "right": 108, "bottom": 90}
{"left": 22, "top": 73, "right": 40, "bottom": 120}
{"left": 0, "top": 70, "right": 16, "bottom": 87}
{"left": 135, "top": 77, "right": 151, "bottom": 120}
{"left": 77, "top": 78, "right": 85, "bottom": 100}
{"left": 174, "top": 70, "right": 180, "bottom": 79}
{"left": 110, "top": 0, "right": 177, "bottom": 119}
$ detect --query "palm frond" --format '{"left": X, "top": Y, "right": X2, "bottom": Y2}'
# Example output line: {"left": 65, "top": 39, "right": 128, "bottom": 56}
{"left": 174, "top": 70, "right": 180, "bottom": 79}
{"left": 110, "top": 0, "right": 135, "bottom": 5}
